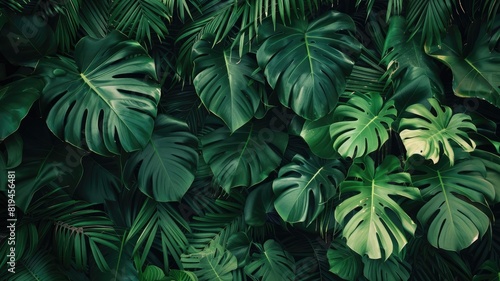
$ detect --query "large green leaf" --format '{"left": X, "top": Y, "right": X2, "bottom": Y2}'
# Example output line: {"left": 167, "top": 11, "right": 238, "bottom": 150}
{"left": 9, "top": 251, "right": 68, "bottom": 281}
{"left": 335, "top": 156, "right": 421, "bottom": 259}
{"left": 244, "top": 182, "right": 275, "bottom": 227}
{"left": 244, "top": 240, "right": 295, "bottom": 281}
{"left": 257, "top": 11, "right": 361, "bottom": 120}
{"left": 182, "top": 244, "right": 238, "bottom": 281}
{"left": 471, "top": 149, "right": 500, "bottom": 204}
{"left": 362, "top": 255, "right": 411, "bottom": 281}
{"left": 0, "top": 77, "right": 43, "bottom": 140}
{"left": 329, "top": 92, "right": 397, "bottom": 159}
{"left": 382, "top": 16, "right": 443, "bottom": 114}
{"left": 327, "top": 238, "right": 362, "bottom": 280}
{"left": 273, "top": 154, "right": 345, "bottom": 224}
{"left": 399, "top": 98, "right": 477, "bottom": 166}
{"left": 411, "top": 155, "right": 495, "bottom": 251}
{"left": 192, "top": 34, "right": 264, "bottom": 132}
{"left": 0, "top": 13, "right": 57, "bottom": 66}
{"left": 201, "top": 122, "right": 288, "bottom": 192}
{"left": 36, "top": 30, "right": 160, "bottom": 156}
{"left": 425, "top": 21, "right": 500, "bottom": 108}
{"left": 0, "top": 132, "right": 22, "bottom": 191}
{"left": 125, "top": 115, "right": 198, "bottom": 202}
{"left": 300, "top": 111, "right": 338, "bottom": 159}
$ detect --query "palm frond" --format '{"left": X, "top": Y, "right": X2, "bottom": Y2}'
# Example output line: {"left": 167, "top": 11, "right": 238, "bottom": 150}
{"left": 80, "top": 0, "right": 110, "bottom": 38}
{"left": 5, "top": 251, "right": 68, "bottom": 281}
{"left": 55, "top": 0, "right": 81, "bottom": 52}
{"left": 111, "top": 0, "right": 170, "bottom": 45}
{"left": 126, "top": 198, "right": 191, "bottom": 270}
{"left": 0, "top": 0, "right": 30, "bottom": 12}
{"left": 406, "top": 0, "right": 454, "bottom": 44}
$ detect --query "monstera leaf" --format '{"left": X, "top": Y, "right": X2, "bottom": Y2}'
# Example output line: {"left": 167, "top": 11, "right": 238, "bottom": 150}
{"left": 192, "top": 34, "right": 264, "bottom": 132}
{"left": 0, "top": 77, "right": 43, "bottom": 140}
{"left": 201, "top": 122, "right": 288, "bottom": 192}
{"left": 399, "top": 98, "right": 477, "bottom": 166}
{"left": 362, "top": 255, "right": 411, "bottom": 281}
{"left": 273, "top": 154, "right": 345, "bottom": 224}
{"left": 257, "top": 11, "right": 361, "bottom": 120}
{"left": 329, "top": 92, "right": 397, "bottom": 159}
{"left": 335, "top": 156, "right": 421, "bottom": 259}
{"left": 124, "top": 115, "right": 198, "bottom": 202}
{"left": 411, "top": 155, "right": 495, "bottom": 251}
{"left": 244, "top": 240, "right": 295, "bottom": 281}
{"left": 36, "top": 30, "right": 161, "bottom": 156}
{"left": 327, "top": 238, "right": 363, "bottom": 280}
{"left": 425, "top": 21, "right": 500, "bottom": 108}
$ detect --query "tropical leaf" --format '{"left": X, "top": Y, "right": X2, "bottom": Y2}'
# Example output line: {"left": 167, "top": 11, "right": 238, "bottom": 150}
{"left": 36, "top": 31, "right": 161, "bottom": 156}
{"left": 300, "top": 111, "right": 338, "bottom": 159}
{"left": 226, "top": 232, "right": 252, "bottom": 266}
{"left": 362, "top": 254, "right": 411, "bottom": 281}
{"left": 124, "top": 115, "right": 198, "bottom": 202}
{"left": 182, "top": 243, "right": 238, "bottom": 281}
{"left": 272, "top": 154, "right": 345, "bottom": 224}
{"left": 80, "top": 0, "right": 110, "bottom": 38}
{"left": 473, "top": 260, "right": 500, "bottom": 281}
{"left": 192, "top": 34, "right": 264, "bottom": 132}
{"left": 411, "top": 154, "right": 495, "bottom": 251}
{"left": 244, "top": 240, "right": 295, "bottom": 281}
{"left": 382, "top": 16, "right": 443, "bottom": 114}
{"left": 142, "top": 265, "right": 167, "bottom": 281}
{"left": 256, "top": 11, "right": 361, "bottom": 120}
{"left": 329, "top": 92, "right": 397, "bottom": 159}
{"left": 201, "top": 121, "right": 288, "bottom": 192}
{"left": 399, "top": 98, "right": 476, "bottom": 166}
{"left": 54, "top": 0, "right": 81, "bottom": 52}
{"left": 406, "top": 0, "right": 454, "bottom": 44}
{"left": 327, "top": 238, "right": 363, "bottom": 281}
{"left": 110, "top": 0, "right": 170, "bottom": 45}
{"left": 0, "top": 13, "right": 57, "bottom": 66}
{"left": 0, "top": 0, "right": 29, "bottom": 12}
{"left": 334, "top": 155, "right": 421, "bottom": 259}
{"left": 73, "top": 154, "right": 122, "bottom": 204}
{"left": 0, "top": 132, "right": 22, "bottom": 191}
{"left": 7, "top": 251, "right": 68, "bottom": 281}
{"left": 126, "top": 199, "right": 190, "bottom": 268}
{"left": 15, "top": 120, "right": 87, "bottom": 212}
{"left": 166, "top": 269, "right": 199, "bottom": 281}
{"left": 471, "top": 149, "right": 500, "bottom": 204}
{"left": 425, "top": 21, "right": 500, "bottom": 108}
{"left": 0, "top": 76, "right": 43, "bottom": 140}
{"left": 244, "top": 182, "right": 275, "bottom": 227}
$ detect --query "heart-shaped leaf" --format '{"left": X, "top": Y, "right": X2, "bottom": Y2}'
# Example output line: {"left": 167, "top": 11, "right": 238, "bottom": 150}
{"left": 125, "top": 115, "right": 199, "bottom": 202}
{"left": 36, "top": 30, "right": 161, "bottom": 156}
{"left": 257, "top": 11, "right": 361, "bottom": 120}
{"left": 273, "top": 154, "right": 345, "bottom": 224}
{"left": 192, "top": 34, "right": 264, "bottom": 132}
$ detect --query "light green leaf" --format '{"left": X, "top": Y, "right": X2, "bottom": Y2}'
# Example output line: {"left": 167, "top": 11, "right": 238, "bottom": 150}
{"left": 412, "top": 156, "right": 495, "bottom": 251}
{"left": 399, "top": 98, "right": 477, "bottom": 166}
{"left": 257, "top": 11, "right": 361, "bottom": 120}
{"left": 125, "top": 115, "right": 198, "bottom": 202}
{"left": 335, "top": 156, "right": 420, "bottom": 259}
{"left": 36, "top": 30, "right": 161, "bottom": 156}
{"left": 273, "top": 154, "right": 345, "bottom": 224}
{"left": 201, "top": 122, "right": 287, "bottom": 192}
{"left": 192, "top": 34, "right": 264, "bottom": 132}
{"left": 329, "top": 92, "right": 396, "bottom": 159}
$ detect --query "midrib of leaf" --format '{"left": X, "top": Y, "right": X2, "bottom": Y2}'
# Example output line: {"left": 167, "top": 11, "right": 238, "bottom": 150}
{"left": 369, "top": 179, "right": 376, "bottom": 235}
{"left": 264, "top": 251, "right": 277, "bottom": 275}
{"left": 150, "top": 137, "right": 171, "bottom": 184}
{"left": 208, "top": 257, "right": 223, "bottom": 281}
{"left": 437, "top": 170, "right": 454, "bottom": 226}
{"left": 291, "top": 166, "right": 325, "bottom": 212}
{"left": 304, "top": 33, "right": 315, "bottom": 78}
{"left": 235, "top": 123, "right": 254, "bottom": 169}
{"left": 223, "top": 50, "right": 236, "bottom": 128}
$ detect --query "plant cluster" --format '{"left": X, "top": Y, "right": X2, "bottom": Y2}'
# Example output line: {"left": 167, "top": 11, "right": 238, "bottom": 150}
{"left": 0, "top": 0, "right": 499, "bottom": 280}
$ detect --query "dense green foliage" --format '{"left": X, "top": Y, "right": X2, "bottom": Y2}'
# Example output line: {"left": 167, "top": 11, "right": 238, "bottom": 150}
{"left": 0, "top": 0, "right": 499, "bottom": 280}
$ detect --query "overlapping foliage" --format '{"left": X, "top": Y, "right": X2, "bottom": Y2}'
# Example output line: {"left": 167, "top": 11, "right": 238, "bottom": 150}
{"left": 1, "top": 0, "right": 499, "bottom": 280}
